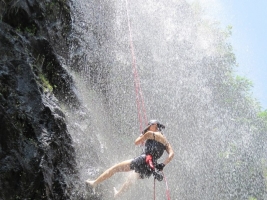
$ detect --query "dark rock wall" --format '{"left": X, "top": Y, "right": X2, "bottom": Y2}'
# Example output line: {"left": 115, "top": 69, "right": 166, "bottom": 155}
{"left": 0, "top": 0, "right": 79, "bottom": 199}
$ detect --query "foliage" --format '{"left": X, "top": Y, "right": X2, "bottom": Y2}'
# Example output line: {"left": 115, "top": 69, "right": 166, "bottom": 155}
{"left": 258, "top": 110, "right": 267, "bottom": 130}
{"left": 258, "top": 110, "right": 267, "bottom": 121}
{"left": 39, "top": 73, "right": 53, "bottom": 92}
{"left": 235, "top": 75, "right": 253, "bottom": 93}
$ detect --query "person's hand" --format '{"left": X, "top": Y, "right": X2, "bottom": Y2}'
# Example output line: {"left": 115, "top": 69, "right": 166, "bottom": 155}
{"left": 156, "top": 163, "right": 165, "bottom": 171}
{"left": 153, "top": 171, "right": 163, "bottom": 181}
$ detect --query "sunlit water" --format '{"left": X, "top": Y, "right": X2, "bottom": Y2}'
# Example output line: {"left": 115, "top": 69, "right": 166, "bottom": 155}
{"left": 64, "top": 0, "right": 267, "bottom": 199}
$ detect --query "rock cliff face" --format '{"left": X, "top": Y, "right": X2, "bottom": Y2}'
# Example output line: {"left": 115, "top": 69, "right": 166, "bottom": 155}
{"left": 0, "top": 0, "right": 80, "bottom": 199}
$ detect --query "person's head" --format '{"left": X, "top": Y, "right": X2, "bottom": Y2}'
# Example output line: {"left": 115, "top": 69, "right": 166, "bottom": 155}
{"left": 142, "top": 119, "right": 165, "bottom": 134}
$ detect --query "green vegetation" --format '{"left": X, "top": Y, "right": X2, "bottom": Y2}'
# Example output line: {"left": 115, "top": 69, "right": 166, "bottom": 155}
{"left": 24, "top": 24, "right": 37, "bottom": 35}
{"left": 32, "top": 54, "right": 53, "bottom": 93}
{"left": 39, "top": 73, "right": 53, "bottom": 92}
{"left": 258, "top": 110, "right": 267, "bottom": 121}
{"left": 234, "top": 75, "right": 253, "bottom": 97}
{"left": 15, "top": 23, "right": 37, "bottom": 35}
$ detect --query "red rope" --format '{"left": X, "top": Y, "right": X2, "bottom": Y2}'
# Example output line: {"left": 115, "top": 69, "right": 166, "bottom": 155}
{"left": 163, "top": 171, "right": 171, "bottom": 200}
{"left": 154, "top": 178, "right": 156, "bottom": 200}
{"left": 125, "top": 2, "right": 171, "bottom": 200}
{"left": 125, "top": 0, "right": 147, "bottom": 133}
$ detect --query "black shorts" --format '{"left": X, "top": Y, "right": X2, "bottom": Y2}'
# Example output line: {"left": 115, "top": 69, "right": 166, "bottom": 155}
{"left": 130, "top": 154, "right": 153, "bottom": 179}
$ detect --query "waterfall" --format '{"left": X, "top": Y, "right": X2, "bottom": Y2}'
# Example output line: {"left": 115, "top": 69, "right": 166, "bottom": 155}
{"left": 65, "top": 0, "right": 267, "bottom": 199}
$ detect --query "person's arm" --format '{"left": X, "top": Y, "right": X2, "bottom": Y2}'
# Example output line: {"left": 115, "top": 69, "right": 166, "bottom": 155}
{"left": 162, "top": 143, "right": 174, "bottom": 166}
{"left": 135, "top": 131, "right": 174, "bottom": 168}
{"left": 134, "top": 131, "right": 153, "bottom": 145}
{"left": 135, "top": 131, "right": 169, "bottom": 145}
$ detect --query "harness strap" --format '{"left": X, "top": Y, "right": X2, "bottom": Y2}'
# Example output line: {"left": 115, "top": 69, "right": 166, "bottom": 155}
{"left": 145, "top": 154, "right": 155, "bottom": 170}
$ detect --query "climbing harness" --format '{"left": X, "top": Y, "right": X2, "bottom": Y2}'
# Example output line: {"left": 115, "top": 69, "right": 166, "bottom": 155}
{"left": 125, "top": 1, "right": 170, "bottom": 199}
{"left": 145, "top": 154, "right": 155, "bottom": 170}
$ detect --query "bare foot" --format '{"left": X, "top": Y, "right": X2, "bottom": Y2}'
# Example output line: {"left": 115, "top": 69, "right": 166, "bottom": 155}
{"left": 113, "top": 187, "right": 119, "bottom": 198}
{"left": 85, "top": 180, "right": 96, "bottom": 194}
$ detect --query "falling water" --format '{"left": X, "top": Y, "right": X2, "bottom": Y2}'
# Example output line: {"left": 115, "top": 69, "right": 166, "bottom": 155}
{"left": 64, "top": 0, "right": 267, "bottom": 199}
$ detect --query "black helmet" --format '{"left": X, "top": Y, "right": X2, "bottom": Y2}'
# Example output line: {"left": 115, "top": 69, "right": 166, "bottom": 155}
{"left": 142, "top": 119, "right": 165, "bottom": 134}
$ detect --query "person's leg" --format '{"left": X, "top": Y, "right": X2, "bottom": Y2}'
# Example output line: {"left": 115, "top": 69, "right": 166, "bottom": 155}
{"left": 86, "top": 159, "right": 132, "bottom": 188}
{"left": 113, "top": 172, "right": 140, "bottom": 198}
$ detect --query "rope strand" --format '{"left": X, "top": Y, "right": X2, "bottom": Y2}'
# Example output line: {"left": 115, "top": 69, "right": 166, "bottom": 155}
{"left": 163, "top": 171, "right": 171, "bottom": 200}
{"left": 125, "top": 2, "right": 171, "bottom": 200}
{"left": 125, "top": 0, "right": 147, "bottom": 132}
{"left": 154, "top": 178, "right": 156, "bottom": 200}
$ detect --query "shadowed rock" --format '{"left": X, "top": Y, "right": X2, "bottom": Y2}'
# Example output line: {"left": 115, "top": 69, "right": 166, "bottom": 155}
{"left": 0, "top": 0, "right": 84, "bottom": 199}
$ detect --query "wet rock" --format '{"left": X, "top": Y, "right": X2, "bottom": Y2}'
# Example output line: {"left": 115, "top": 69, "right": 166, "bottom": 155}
{"left": 0, "top": 0, "right": 82, "bottom": 199}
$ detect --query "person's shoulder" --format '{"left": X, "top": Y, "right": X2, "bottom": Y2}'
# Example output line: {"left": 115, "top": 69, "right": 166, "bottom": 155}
{"left": 143, "top": 131, "right": 154, "bottom": 140}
